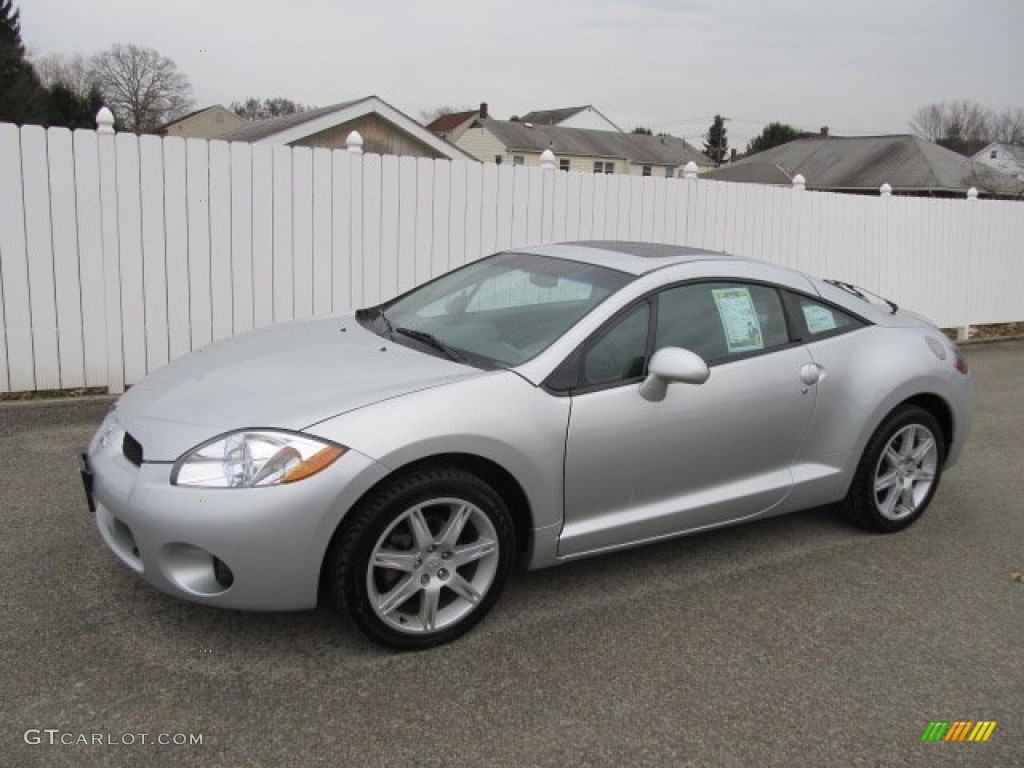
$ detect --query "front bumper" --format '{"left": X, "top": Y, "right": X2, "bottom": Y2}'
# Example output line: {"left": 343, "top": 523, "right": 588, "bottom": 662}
{"left": 84, "top": 415, "right": 389, "bottom": 610}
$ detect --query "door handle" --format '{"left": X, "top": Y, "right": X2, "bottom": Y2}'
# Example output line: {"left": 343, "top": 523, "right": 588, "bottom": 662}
{"left": 799, "top": 363, "right": 822, "bottom": 386}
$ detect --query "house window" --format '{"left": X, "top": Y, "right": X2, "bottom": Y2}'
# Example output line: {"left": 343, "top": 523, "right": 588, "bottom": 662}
{"left": 665, "top": 167, "right": 674, "bottom": 178}
{"left": 594, "top": 161, "right": 615, "bottom": 174}
{"left": 513, "top": 155, "right": 525, "bottom": 166}
{"left": 991, "top": 150, "right": 998, "bottom": 159}
{"left": 559, "top": 158, "right": 570, "bottom": 172}
{"left": 494, "top": 155, "right": 503, "bottom": 165}
{"left": 642, "top": 166, "right": 652, "bottom": 177}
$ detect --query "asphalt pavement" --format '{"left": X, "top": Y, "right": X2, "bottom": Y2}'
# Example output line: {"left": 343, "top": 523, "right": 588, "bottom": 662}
{"left": 1, "top": 340, "right": 1021, "bottom": 767}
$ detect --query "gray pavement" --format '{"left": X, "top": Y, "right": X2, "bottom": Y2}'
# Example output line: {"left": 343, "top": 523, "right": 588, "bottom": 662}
{"left": 1, "top": 341, "right": 1021, "bottom": 767}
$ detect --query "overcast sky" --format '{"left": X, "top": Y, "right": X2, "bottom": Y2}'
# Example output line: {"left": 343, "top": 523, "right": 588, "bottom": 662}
{"left": 20, "top": 0, "right": 1024, "bottom": 149}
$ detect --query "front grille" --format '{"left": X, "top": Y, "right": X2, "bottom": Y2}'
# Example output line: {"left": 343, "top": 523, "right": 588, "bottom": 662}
{"left": 122, "top": 433, "right": 143, "bottom": 466}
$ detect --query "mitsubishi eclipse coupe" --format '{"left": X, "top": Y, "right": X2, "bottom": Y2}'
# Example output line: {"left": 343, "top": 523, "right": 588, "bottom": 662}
{"left": 81, "top": 241, "right": 973, "bottom": 649}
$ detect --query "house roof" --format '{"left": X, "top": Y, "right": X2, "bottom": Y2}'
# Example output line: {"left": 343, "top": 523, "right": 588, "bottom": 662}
{"left": 519, "top": 106, "right": 590, "bottom": 125}
{"left": 158, "top": 105, "right": 238, "bottom": 132}
{"left": 701, "top": 135, "right": 1021, "bottom": 195}
{"left": 518, "top": 105, "right": 623, "bottom": 132}
{"left": 426, "top": 109, "right": 478, "bottom": 134}
{"left": 217, "top": 95, "right": 475, "bottom": 161}
{"left": 698, "top": 162, "right": 794, "bottom": 185}
{"left": 476, "top": 118, "right": 708, "bottom": 166}
{"left": 218, "top": 99, "right": 366, "bottom": 142}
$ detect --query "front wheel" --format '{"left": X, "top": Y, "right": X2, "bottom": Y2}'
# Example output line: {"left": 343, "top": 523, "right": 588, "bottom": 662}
{"left": 329, "top": 466, "right": 514, "bottom": 650}
{"left": 840, "top": 405, "right": 945, "bottom": 533}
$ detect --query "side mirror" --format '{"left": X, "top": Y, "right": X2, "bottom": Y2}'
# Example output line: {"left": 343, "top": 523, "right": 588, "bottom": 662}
{"left": 639, "top": 347, "right": 709, "bottom": 401}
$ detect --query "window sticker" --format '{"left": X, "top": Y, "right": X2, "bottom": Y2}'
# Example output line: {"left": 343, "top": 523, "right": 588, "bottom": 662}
{"left": 803, "top": 304, "right": 838, "bottom": 334}
{"left": 711, "top": 287, "right": 764, "bottom": 353}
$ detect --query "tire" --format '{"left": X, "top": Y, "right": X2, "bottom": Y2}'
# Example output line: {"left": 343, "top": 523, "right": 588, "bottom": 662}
{"left": 328, "top": 466, "right": 514, "bottom": 650}
{"left": 840, "top": 405, "right": 945, "bottom": 533}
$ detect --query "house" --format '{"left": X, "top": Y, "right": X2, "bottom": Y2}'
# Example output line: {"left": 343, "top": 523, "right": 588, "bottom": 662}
{"left": 701, "top": 134, "right": 1022, "bottom": 197}
{"left": 517, "top": 105, "right": 622, "bottom": 133}
{"left": 971, "top": 143, "right": 1024, "bottom": 178}
{"left": 218, "top": 95, "right": 474, "bottom": 161}
{"left": 456, "top": 117, "right": 710, "bottom": 176}
{"left": 158, "top": 105, "right": 246, "bottom": 139}
{"left": 425, "top": 105, "right": 483, "bottom": 143}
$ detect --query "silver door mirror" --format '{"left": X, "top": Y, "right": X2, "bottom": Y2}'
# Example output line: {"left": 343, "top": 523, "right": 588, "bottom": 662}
{"left": 639, "top": 347, "right": 710, "bottom": 401}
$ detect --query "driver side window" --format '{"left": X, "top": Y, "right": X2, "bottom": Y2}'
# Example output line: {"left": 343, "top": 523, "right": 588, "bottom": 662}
{"left": 656, "top": 282, "right": 788, "bottom": 363}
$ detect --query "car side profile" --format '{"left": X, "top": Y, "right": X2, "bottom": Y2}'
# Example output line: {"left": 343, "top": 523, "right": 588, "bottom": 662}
{"left": 81, "top": 241, "right": 973, "bottom": 649}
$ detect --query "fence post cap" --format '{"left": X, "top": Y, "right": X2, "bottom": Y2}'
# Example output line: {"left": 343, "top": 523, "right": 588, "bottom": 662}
{"left": 96, "top": 107, "right": 115, "bottom": 134}
{"left": 346, "top": 130, "right": 364, "bottom": 154}
{"left": 967, "top": 187, "right": 979, "bottom": 200}
{"left": 792, "top": 173, "right": 806, "bottom": 190}
{"left": 540, "top": 148, "right": 556, "bottom": 170}
{"left": 880, "top": 182, "right": 892, "bottom": 197}
{"left": 683, "top": 160, "right": 698, "bottom": 179}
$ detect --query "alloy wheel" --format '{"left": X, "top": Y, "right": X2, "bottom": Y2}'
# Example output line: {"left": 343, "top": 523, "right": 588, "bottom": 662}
{"left": 365, "top": 497, "right": 500, "bottom": 634}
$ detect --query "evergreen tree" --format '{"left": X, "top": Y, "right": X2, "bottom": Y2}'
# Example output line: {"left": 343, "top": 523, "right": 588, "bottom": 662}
{"left": 746, "top": 122, "right": 802, "bottom": 156}
{"left": 0, "top": 0, "right": 47, "bottom": 124}
{"left": 704, "top": 114, "right": 729, "bottom": 165}
{"left": 45, "top": 82, "right": 103, "bottom": 129}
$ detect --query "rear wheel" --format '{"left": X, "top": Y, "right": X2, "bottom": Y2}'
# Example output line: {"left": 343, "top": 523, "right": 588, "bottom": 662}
{"left": 330, "top": 466, "right": 514, "bottom": 650}
{"left": 840, "top": 405, "right": 945, "bottom": 532}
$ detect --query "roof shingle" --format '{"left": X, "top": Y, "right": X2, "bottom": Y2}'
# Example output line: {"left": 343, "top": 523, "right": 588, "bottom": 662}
{"left": 477, "top": 118, "right": 708, "bottom": 166}
{"left": 703, "top": 135, "right": 1022, "bottom": 195}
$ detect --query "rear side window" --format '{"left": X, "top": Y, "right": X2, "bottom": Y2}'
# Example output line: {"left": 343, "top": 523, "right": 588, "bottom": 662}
{"left": 793, "top": 296, "right": 863, "bottom": 339}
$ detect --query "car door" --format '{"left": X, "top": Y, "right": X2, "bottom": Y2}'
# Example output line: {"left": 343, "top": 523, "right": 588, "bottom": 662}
{"left": 559, "top": 281, "right": 818, "bottom": 557}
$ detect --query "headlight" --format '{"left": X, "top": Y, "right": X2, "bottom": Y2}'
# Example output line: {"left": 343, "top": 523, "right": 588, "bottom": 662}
{"left": 172, "top": 430, "right": 346, "bottom": 488}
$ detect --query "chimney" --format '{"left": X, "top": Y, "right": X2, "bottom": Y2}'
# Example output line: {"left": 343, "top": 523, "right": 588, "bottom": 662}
{"left": 480, "top": 102, "right": 489, "bottom": 119}
{"left": 820, "top": 126, "right": 829, "bottom": 137}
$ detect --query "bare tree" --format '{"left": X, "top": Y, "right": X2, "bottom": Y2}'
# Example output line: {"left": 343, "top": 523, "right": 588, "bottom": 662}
{"left": 92, "top": 43, "right": 193, "bottom": 133}
{"left": 231, "top": 96, "right": 310, "bottom": 121}
{"left": 991, "top": 107, "right": 1024, "bottom": 146}
{"left": 31, "top": 52, "right": 99, "bottom": 97}
{"left": 908, "top": 100, "right": 992, "bottom": 155}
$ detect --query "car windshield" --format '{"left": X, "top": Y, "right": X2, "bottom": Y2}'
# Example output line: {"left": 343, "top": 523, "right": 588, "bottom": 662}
{"left": 360, "top": 252, "right": 632, "bottom": 367}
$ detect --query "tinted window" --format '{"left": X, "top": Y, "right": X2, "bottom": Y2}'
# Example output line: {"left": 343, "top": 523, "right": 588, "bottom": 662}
{"left": 795, "top": 296, "right": 862, "bottom": 339}
{"left": 583, "top": 303, "right": 650, "bottom": 386}
{"left": 656, "top": 283, "right": 789, "bottom": 363}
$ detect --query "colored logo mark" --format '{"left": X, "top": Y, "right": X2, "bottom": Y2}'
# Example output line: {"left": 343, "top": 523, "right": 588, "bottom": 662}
{"left": 921, "top": 721, "right": 997, "bottom": 742}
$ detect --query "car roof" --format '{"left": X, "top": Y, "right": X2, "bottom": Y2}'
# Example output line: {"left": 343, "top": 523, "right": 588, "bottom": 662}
{"left": 510, "top": 241, "right": 747, "bottom": 275}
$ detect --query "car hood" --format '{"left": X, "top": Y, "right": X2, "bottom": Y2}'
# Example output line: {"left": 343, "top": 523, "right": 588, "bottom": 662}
{"left": 114, "top": 315, "right": 481, "bottom": 460}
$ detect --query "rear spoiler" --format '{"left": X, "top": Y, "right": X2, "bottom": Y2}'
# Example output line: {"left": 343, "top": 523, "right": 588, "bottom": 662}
{"left": 823, "top": 280, "right": 898, "bottom": 315}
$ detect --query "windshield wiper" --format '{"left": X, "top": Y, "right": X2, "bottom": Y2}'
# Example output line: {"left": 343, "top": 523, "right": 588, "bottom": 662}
{"left": 394, "top": 327, "right": 466, "bottom": 363}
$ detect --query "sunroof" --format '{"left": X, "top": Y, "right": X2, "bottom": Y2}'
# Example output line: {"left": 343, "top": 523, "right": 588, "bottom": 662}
{"left": 573, "top": 241, "right": 715, "bottom": 259}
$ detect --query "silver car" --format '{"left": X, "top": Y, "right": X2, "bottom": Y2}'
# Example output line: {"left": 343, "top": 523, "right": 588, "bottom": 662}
{"left": 81, "top": 241, "right": 973, "bottom": 649}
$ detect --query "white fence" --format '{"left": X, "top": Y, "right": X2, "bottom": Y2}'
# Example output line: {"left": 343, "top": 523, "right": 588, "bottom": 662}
{"left": 1, "top": 122, "right": 1022, "bottom": 394}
